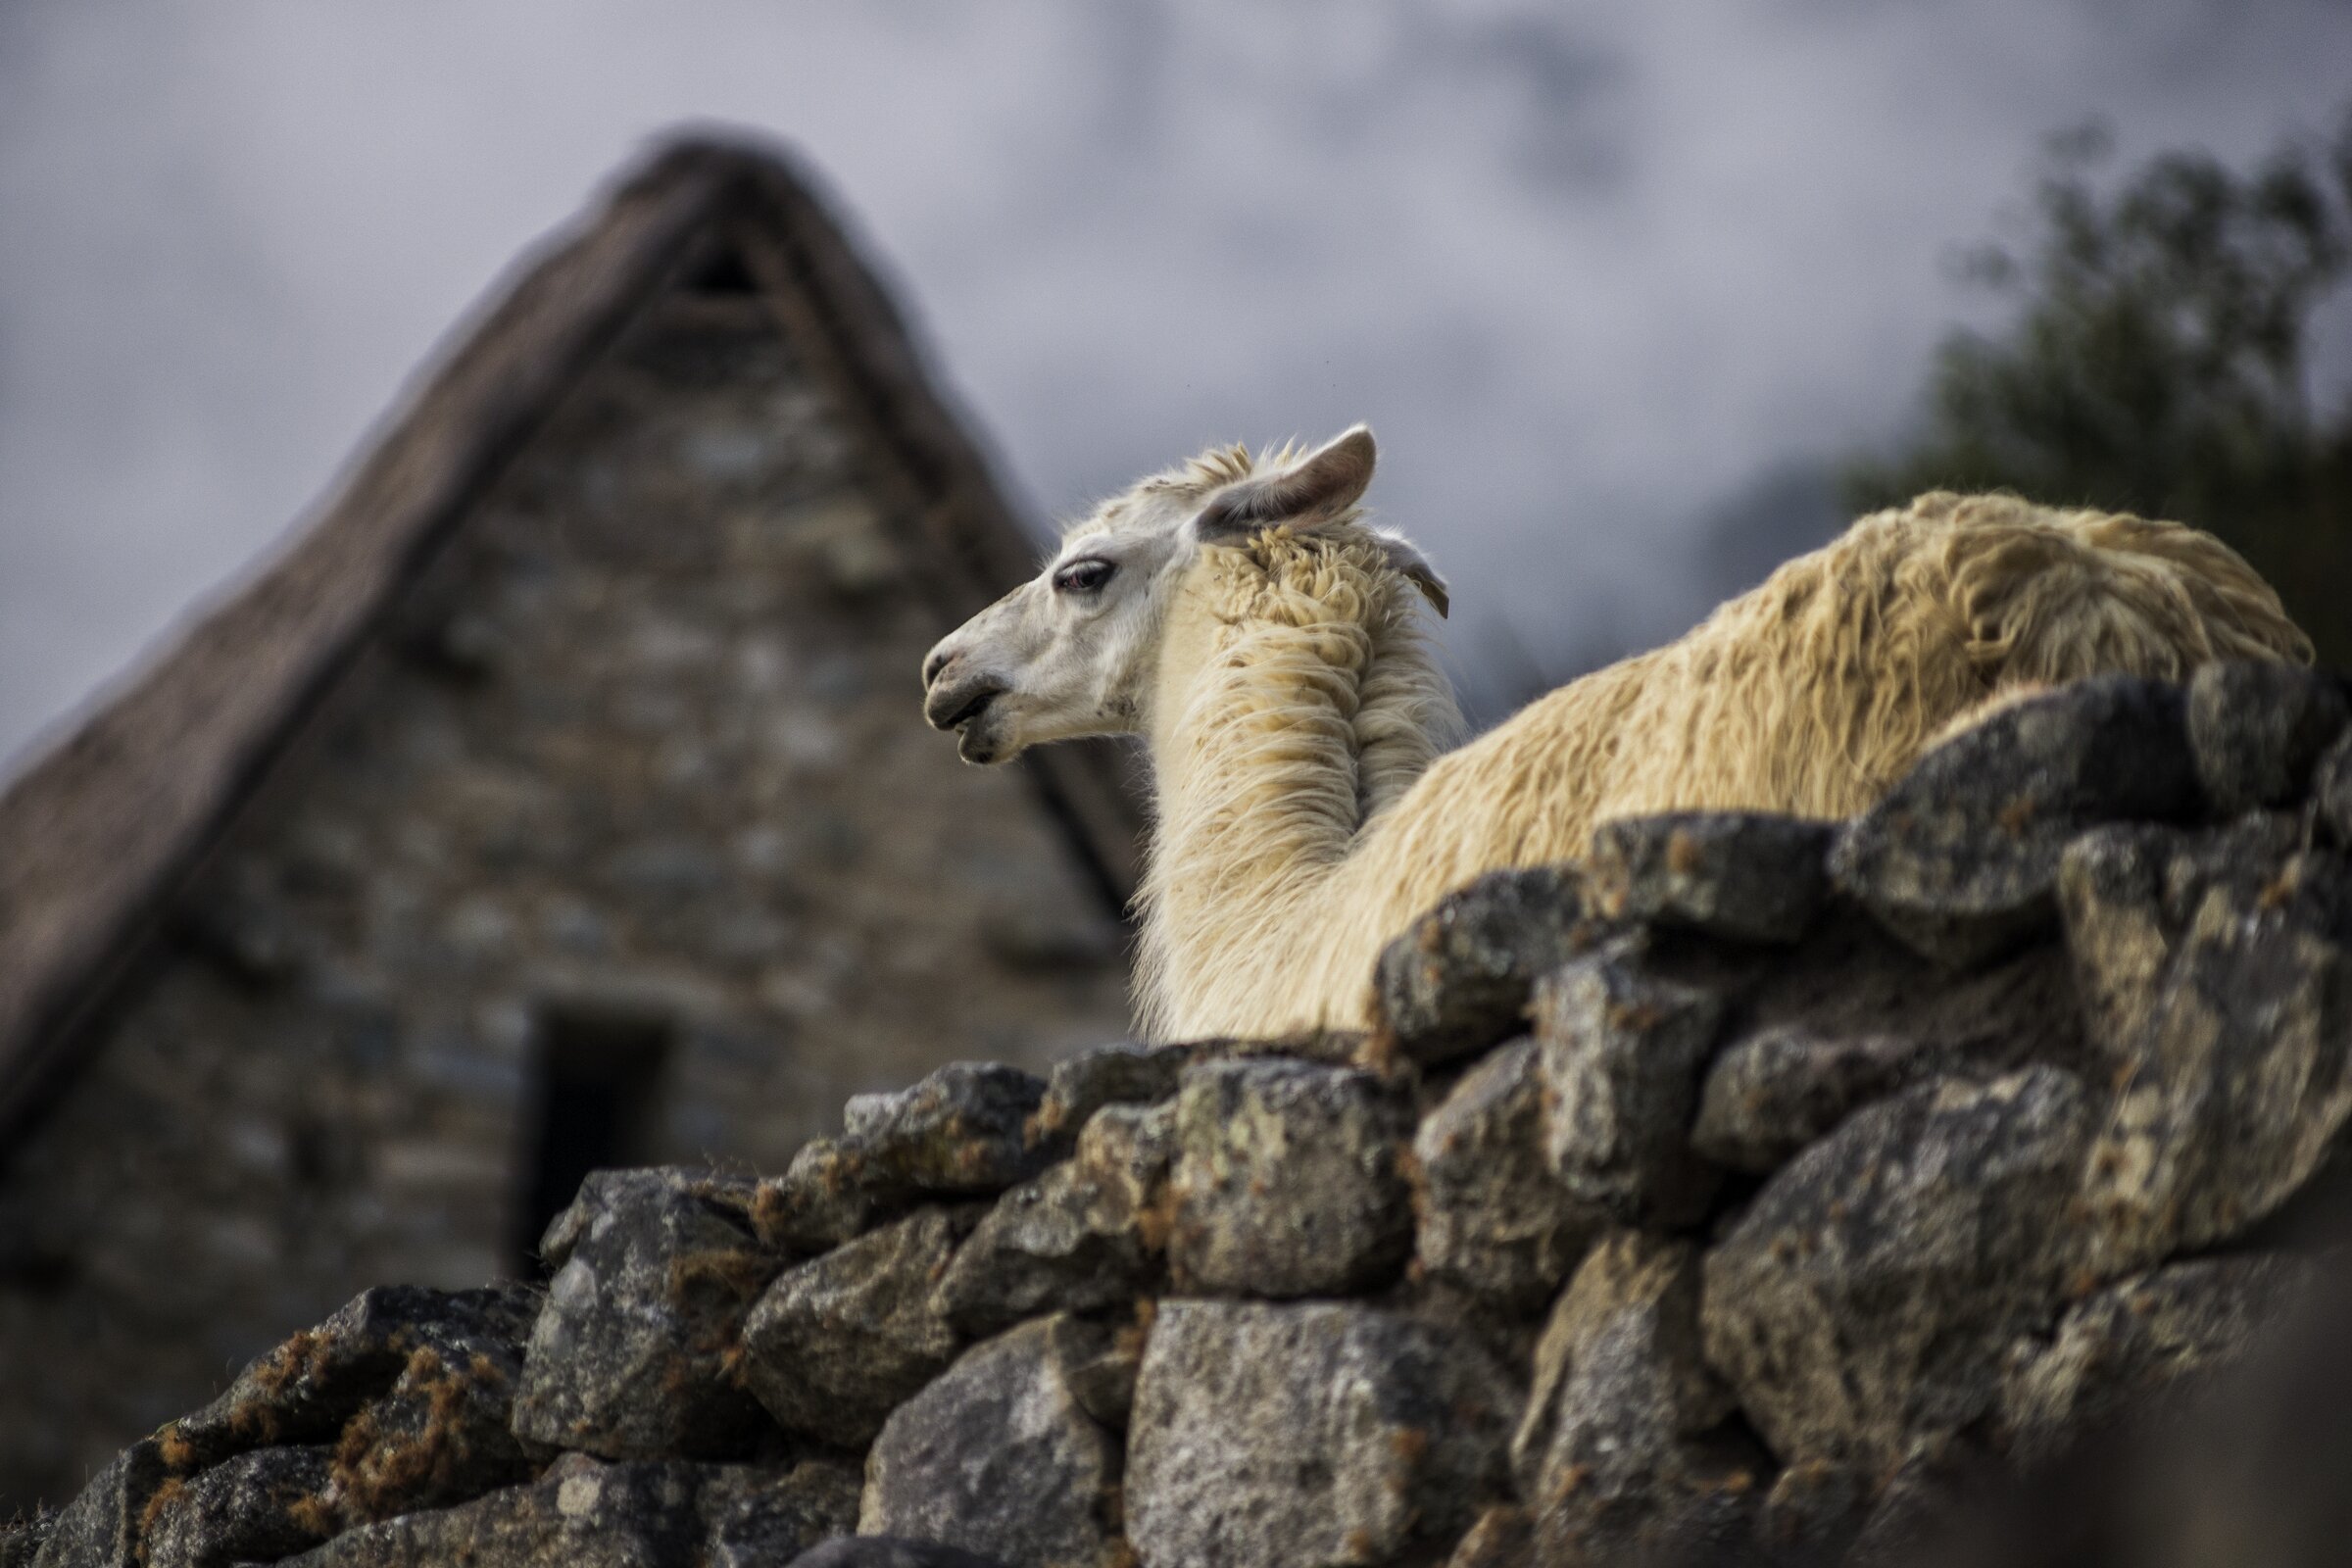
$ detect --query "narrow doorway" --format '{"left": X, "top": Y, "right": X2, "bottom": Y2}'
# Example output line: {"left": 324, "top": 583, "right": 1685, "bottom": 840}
{"left": 512, "top": 1002, "right": 670, "bottom": 1275}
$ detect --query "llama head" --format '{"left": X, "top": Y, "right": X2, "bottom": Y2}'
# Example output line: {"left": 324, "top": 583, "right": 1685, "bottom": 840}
{"left": 921, "top": 425, "right": 1447, "bottom": 764}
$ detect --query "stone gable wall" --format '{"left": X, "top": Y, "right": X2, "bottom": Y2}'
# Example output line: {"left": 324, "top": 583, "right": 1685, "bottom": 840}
{"left": 0, "top": 291, "right": 1128, "bottom": 1514}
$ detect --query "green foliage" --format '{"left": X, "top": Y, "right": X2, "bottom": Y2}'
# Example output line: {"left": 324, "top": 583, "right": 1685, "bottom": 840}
{"left": 1847, "top": 112, "right": 2352, "bottom": 666}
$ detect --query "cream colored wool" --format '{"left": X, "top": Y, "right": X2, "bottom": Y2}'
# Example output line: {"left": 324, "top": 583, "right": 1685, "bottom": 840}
{"left": 923, "top": 436, "right": 2312, "bottom": 1041}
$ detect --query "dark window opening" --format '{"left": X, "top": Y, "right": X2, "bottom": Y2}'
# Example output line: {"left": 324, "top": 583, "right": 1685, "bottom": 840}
{"left": 513, "top": 1003, "right": 671, "bottom": 1276}
{"left": 684, "top": 244, "right": 760, "bottom": 295}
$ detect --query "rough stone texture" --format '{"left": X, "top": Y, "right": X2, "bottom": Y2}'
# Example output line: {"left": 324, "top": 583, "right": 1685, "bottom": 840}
{"left": 1439, "top": 1507, "right": 1533, "bottom": 1568}
{"left": 1692, "top": 920, "right": 2082, "bottom": 1173}
{"left": 1369, "top": 866, "right": 1590, "bottom": 1065}
{"left": 1703, "top": 1068, "right": 2097, "bottom": 1469}
{"left": 840, "top": 1063, "right": 1054, "bottom": 1196}
{"left": 1126, "top": 1301, "right": 1517, "bottom": 1568}
{"left": 788, "top": 1542, "right": 1011, "bottom": 1568}
{"left": 26, "top": 1441, "right": 167, "bottom": 1568}
{"left": 1510, "top": 1233, "right": 1735, "bottom": 1512}
{"left": 2317, "top": 729, "right": 2352, "bottom": 848}
{"left": 1585, "top": 811, "right": 1833, "bottom": 945}
{"left": 696, "top": 1461, "right": 863, "bottom": 1568}
{"left": 142, "top": 1446, "right": 334, "bottom": 1568}
{"left": 2185, "top": 659, "right": 2349, "bottom": 816}
{"left": 275, "top": 1455, "right": 856, "bottom": 1568}
{"left": 1996, "top": 1253, "right": 2307, "bottom": 1463}
{"left": 1166, "top": 1059, "right": 1413, "bottom": 1298}
{"left": 2075, "top": 844, "right": 2352, "bottom": 1273}
{"left": 0, "top": 277, "right": 1131, "bottom": 1512}
{"left": 933, "top": 1102, "right": 1174, "bottom": 1336}
{"left": 1534, "top": 946, "right": 1725, "bottom": 1226}
{"left": 166, "top": 1284, "right": 538, "bottom": 1472}
{"left": 740, "top": 1206, "right": 968, "bottom": 1445}
{"left": 329, "top": 1327, "right": 537, "bottom": 1526}
{"left": 1031, "top": 1043, "right": 1193, "bottom": 1144}
{"left": 1412, "top": 1040, "right": 1607, "bottom": 1311}
{"left": 514, "top": 1168, "right": 778, "bottom": 1461}
{"left": 1831, "top": 676, "right": 2201, "bottom": 965}
{"left": 860, "top": 1316, "right": 1122, "bottom": 1568}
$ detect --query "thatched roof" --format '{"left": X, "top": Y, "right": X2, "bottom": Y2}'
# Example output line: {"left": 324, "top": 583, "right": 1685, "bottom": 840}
{"left": 0, "top": 135, "right": 1143, "bottom": 1146}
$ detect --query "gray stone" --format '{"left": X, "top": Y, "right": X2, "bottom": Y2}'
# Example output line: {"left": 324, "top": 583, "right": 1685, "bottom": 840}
{"left": 1412, "top": 1040, "right": 1608, "bottom": 1311}
{"left": 1031, "top": 1042, "right": 1193, "bottom": 1146}
{"left": 1370, "top": 866, "right": 1591, "bottom": 1066}
{"left": 326, "top": 1323, "right": 538, "bottom": 1526}
{"left": 860, "top": 1316, "right": 1123, "bottom": 1568}
{"left": 1166, "top": 1058, "right": 1413, "bottom": 1298}
{"left": 277, "top": 1455, "right": 703, "bottom": 1568}
{"left": 0, "top": 1514, "right": 51, "bottom": 1568}
{"left": 1511, "top": 1233, "right": 1734, "bottom": 1511}
{"left": 2076, "top": 851, "right": 2352, "bottom": 1273}
{"left": 1701, "top": 1068, "right": 2097, "bottom": 1469}
{"left": 1438, "top": 1507, "right": 1533, "bottom": 1568}
{"left": 1126, "top": 1300, "right": 1518, "bottom": 1568}
{"left": 756, "top": 1137, "right": 906, "bottom": 1251}
{"left": 841, "top": 1062, "right": 1054, "bottom": 1196}
{"left": 788, "top": 1542, "right": 1011, "bottom": 1568}
{"left": 1830, "top": 676, "right": 2200, "bottom": 966}
{"left": 1584, "top": 811, "right": 1834, "bottom": 945}
{"left": 696, "top": 1461, "right": 863, "bottom": 1568}
{"left": 164, "top": 1284, "right": 539, "bottom": 1472}
{"left": 740, "top": 1206, "right": 968, "bottom": 1445}
{"left": 932, "top": 1102, "right": 1174, "bottom": 1336}
{"left": 1050, "top": 1312, "right": 1145, "bottom": 1432}
{"left": 2186, "top": 659, "right": 2348, "bottom": 816}
{"left": 514, "top": 1168, "right": 780, "bottom": 1460}
{"left": 1691, "top": 921, "right": 2082, "bottom": 1172}
{"left": 1997, "top": 1254, "right": 2308, "bottom": 1463}
{"left": 28, "top": 1442, "right": 166, "bottom": 1568}
{"left": 141, "top": 1446, "right": 334, "bottom": 1568}
{"left": 1754, "top": 1459, "right": 1868, "bottom": 1565}
{"left": 1534, "top": 948, "right": 1725, "bottom": 1226}
{"left": 2317, "top": 730, "right": 2352, "bottom": 848}
{"left": 2057, "top": 814, "right": 2306, "bottom": 1058}
{"left": 1839, "top": 1435, "right": 1969, "bottom": 1568}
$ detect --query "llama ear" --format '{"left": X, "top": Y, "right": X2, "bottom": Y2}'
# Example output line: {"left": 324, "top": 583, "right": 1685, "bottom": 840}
{"left": 1376, "top": 530, "right": 1450, "bottom": 618}
{"left": 1196, "top": 425, "right": 1377, "bottom": 540}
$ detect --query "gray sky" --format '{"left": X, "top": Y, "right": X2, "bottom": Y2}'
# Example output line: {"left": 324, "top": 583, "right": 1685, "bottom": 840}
{"left": 3, "top": 1, "right": 2348, "bottom": 765}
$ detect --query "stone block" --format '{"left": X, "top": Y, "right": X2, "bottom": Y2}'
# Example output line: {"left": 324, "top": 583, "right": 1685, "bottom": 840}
{"left": 2185, "top": 659, "right": 2348, "bottom": 816}
{"left": 514, "top": 1169, "right": 780, "bottom": 1460}
{"left": 1369, "top": 866, "right": 1590, "bottom": 1066}
{"left": 1701, "top": 1068, "right": 2096, "bottom": 1469}
{"left": 860, "top": 1316, "right": 1122, "bottom": 1568}
{"left": 1997, "top": 1253, "right": 2309, "bottom": 1463}
{"left": 1166, "top": 1059, "right": 1412, "bottom": 1298}
{"left": 931, "top": 1102, "right": 1174, "bottom": 1336}
{"left": 1831, "top": 676, "right": 2200, "bottom": 966}
{"left": 1125, "top": 1301, "right": 1517, "bottom": 1568}
{"left": 1412, "top": 1040, "right": 1607, "bottom": 1311}
{"left": 141, "top": 1446, "right": 334, "bottom": 1568}
{"left": 1534, "top": 948, "right": 1725, "bottom": 1226}
{"left": 740, "top": 1206, "right": 969, "bottom": 1446}
{"left": 1584, "top": 811, "right": 1833, "bottom": 945}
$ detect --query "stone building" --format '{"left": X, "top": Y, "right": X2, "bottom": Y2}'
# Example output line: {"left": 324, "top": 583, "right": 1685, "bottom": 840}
{"left": 0, "top": 139, "right": 1141, "bottom": 1512}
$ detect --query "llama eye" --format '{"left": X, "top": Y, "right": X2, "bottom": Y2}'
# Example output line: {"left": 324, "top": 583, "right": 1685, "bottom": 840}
{"left": 1052, "top": 559, "right": 1116, "bottom": 594}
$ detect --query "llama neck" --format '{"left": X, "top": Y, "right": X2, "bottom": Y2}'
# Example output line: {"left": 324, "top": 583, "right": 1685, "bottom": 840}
{"left": 1134, "top": 536, "right": 1460, "bottom": 1040}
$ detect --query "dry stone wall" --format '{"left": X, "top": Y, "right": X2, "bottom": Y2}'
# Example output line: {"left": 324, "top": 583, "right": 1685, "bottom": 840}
{"left": 13, "top": 664, "right": 2352, "bottom": 1568}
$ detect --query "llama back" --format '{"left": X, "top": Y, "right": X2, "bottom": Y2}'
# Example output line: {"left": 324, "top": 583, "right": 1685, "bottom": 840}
{"left": 1920, "top": 490, "right": 2313, "bottom": 686}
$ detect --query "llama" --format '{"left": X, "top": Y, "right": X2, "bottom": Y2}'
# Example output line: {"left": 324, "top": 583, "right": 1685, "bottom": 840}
{"left": 919, "top": 427, "right": 2311, "bottom": 1040}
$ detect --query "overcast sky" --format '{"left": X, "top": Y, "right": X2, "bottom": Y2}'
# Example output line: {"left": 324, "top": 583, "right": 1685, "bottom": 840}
{"left": 3, "top": 1, "right": 2348, "bottom": 765}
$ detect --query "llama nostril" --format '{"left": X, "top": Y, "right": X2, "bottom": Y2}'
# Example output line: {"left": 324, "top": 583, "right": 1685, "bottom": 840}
{"left": 921, "top": 649, "right": 953, "bottom": 688}
{"left": 941, "top": 687, "right": 998, "bottom": 730}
